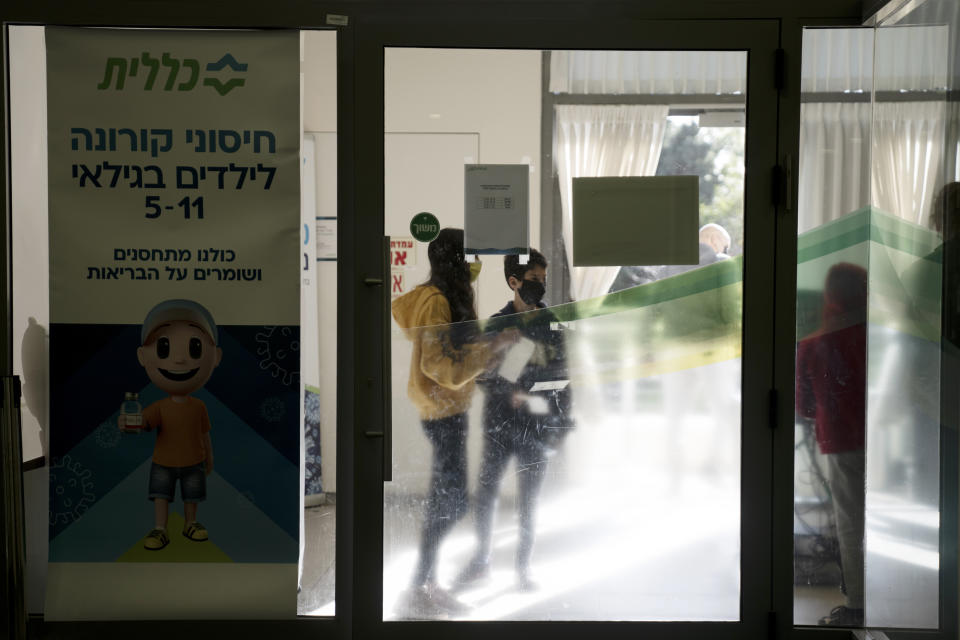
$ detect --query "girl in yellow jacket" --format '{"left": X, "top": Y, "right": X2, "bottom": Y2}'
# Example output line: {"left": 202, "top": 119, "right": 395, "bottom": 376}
{"left": 391, "top": 227, "right": 514, "bottom": 617}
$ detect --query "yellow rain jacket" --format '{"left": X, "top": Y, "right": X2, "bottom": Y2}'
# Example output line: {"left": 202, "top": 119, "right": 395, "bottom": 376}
{"left": 391, "top": 285, "right": 491, "bottom": 421}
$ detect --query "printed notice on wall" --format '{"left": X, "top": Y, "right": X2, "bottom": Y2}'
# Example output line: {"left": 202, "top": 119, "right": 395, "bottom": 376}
{"left": 390, "top": 237, "right": 416, "bottom": 299}
{"left": 44, "top": 27, "right": 300, "bottom": 620}
{"left": 464, "top": 164, "right": 529, "bottom": 255}
{"left": 316, "top": 218, "right": 337, "bottom": 260}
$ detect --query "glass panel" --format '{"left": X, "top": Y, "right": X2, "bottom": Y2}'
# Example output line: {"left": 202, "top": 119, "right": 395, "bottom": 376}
{"left": 865, "top": 7, "right": 953, "bottom": 629}
{"left": 795, "top": 19, "right": 952, "bottom": 628}
{"left": 8, "top": 26, "right": 338, "bottom": 618}
{"left": 384, "top": 48, "right": 746, "bottom": 621}
{"left": 793, "top": 28, "right": 874, "bottom": 628}
{"left": 299, "top": 29, "right": 338, "bottom": 617}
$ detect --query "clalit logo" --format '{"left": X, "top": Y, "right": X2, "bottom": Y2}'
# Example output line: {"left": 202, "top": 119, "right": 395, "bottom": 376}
{"left": 97, "top": 53, "right": 248, "bottom": 96}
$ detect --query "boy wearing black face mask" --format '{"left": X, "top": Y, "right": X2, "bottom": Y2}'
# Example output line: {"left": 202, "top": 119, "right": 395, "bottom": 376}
{"left": 454, "top": 249, "right": 570, "bottom": 592}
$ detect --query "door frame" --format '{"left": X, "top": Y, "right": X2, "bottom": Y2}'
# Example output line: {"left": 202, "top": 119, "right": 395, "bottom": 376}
{"left": 10, "top": 3, "right": 954, "bottom": 640}
{"left": 352, "top": 16, "right": 780, "bottom": 640}
{"left": 772, "top": 16, "right": 960, "bottom": 640}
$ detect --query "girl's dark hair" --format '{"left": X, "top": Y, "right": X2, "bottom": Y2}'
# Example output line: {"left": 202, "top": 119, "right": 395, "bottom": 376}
{"left": 425, "top": 228, "right": 476, "bottom": 323}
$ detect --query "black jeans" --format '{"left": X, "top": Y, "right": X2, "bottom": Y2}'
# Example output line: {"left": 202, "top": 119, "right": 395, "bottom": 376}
{"left": 412, "top": 413, "right": 469, "bottom": 587}
{"left": 471, "top": 411, "right": 548, "bottom": 574}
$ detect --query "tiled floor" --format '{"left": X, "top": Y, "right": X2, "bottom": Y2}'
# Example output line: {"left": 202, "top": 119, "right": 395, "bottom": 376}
{"left": 299, "top": 492, "right": 939, "bottom": 628}
{"left": 299, "top": 467, "right": 744, "bottom": 621}
{"left": 296, "top": 408, "right": 939, "bottom": 626}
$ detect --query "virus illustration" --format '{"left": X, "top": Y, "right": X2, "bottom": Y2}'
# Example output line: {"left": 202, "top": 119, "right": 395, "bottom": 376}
{"left": 260, "top": 396, "right": 286, "bottom": 423}
{"left": 94, "top": 418, "right": 122, "bottom": 448}
{"left": 255, "top": 326, "right": 300, "bottom": 386}
{"left": 304, "top": 388, "right": 323, "bottom": 495}
{"left": 305, "top": 388, "right": 321, "bottom": 423}
{"left": 49, "top": 455, "right": 96, "bottom": 526}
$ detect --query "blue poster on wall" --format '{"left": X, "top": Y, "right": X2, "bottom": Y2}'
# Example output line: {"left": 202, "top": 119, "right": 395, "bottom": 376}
{"left": 44, "top": 27, "right": 300, "bottom": 619}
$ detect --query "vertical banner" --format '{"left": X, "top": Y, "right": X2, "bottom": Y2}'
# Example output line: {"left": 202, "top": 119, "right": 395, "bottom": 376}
{"left": 45, "top": 28, "right": 300, "bottom": 619}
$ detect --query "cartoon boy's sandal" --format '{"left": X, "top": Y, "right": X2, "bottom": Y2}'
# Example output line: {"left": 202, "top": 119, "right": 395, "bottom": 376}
{"left": 183, "top": 521, "right": 209, "bottom": 542}
{"left": 144, "top": 528, "right": 170, "bottom": 550}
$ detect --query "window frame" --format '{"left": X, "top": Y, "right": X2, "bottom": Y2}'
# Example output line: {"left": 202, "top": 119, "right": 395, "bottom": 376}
{"left": 353, "top": 15, "right": 780, "bottom": 640}
{"left": 3, "top": 3, "right": 952, "bottom": 640}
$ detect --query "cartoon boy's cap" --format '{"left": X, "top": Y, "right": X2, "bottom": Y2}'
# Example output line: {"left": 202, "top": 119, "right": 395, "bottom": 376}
{"left": 141, "top": 299, "right": 218, "bottom": 346}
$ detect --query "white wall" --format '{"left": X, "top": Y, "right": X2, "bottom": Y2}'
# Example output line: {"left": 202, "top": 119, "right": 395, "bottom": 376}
{"left": 303, "top": 31, "right": 338, "bottom": 494}
{"left": 9, "top": 26, "right": 51, "bottom": 615}
{"left": 10, "top": 26, "right": 49, "bottom": 464}
{"left": 385, "top": 48, "right": 542, "bottom": 319}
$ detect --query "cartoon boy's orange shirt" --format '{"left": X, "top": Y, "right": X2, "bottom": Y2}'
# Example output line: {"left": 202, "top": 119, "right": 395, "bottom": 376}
{"left": 144, "top": 396, "right": 211, "bottom": 467}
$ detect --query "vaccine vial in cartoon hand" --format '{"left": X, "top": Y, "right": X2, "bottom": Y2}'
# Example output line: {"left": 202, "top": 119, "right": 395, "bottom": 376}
{"left": 119, "top": 392, "right": 143, "bottom": 432}
{"left": 135, "top": 299, "right": 222, "bottom": 551}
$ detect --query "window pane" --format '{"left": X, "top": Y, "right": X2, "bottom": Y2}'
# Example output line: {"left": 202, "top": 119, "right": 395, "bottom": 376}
{"left": 384, "top": 48, "right": 745, "bottom": 621}
{"left": 299, "top": 28, "right": 338, "bottom": 617}
{"left": 794, "top": 25, "right": 948, "bottom": 629}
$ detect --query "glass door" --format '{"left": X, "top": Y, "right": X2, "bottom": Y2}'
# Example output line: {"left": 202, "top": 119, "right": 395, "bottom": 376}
{"left": 353, "top": 17, "right": 781, "bottom": 639}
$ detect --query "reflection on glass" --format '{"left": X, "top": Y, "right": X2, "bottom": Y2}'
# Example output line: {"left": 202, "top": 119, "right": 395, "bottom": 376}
{"left": 385, "top": 246, "right": 744, "bottom": 621}
{"left": 795, "top": 22, "right": 949, "bottom": 628}
{"left": 391, "top": 235, "right": 572, "bottom": 617}
{"left": 794, "top": 206, "right": 942, "bottom": 628}
{"left": 796, "top": 264, "right": 868, "bottom": 627}
{"left": 863, "top": 19, "right": 946, "bottom": 630}
{"left": 455, "top": 250, "right": 563, "bottom": 596}
{"left": 385, "top": 47, "right": 745, "bottom": 622}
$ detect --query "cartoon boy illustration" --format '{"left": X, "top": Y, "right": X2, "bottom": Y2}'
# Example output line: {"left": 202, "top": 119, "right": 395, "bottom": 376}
{"left": 123, "top": 299, "right": 222, "bottom": 550}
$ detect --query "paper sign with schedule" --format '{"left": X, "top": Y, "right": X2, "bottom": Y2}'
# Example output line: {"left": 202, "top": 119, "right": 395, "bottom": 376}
{"left": 464, "top": 164, "right": 529, "bottom": 255}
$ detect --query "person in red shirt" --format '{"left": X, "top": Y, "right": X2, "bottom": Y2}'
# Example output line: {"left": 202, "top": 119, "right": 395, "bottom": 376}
{"left": 796, "top": 263, "right": 867, "bottom": 627}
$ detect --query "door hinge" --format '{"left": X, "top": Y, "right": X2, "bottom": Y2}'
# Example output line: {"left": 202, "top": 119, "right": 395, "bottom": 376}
{"left": 772, "top": 155, "right": 794, "bottom": 212}
{"left": 772, "top": 164, "right": 787, "bottom": 209}
{"left": 774, "top": 48, "right": 785, "bottom": 91}
{"left": 768, "top": 388, "right": 779, "bottom": 430}
{"left": 768, "top": 610, "right": 777, "bottom": 639}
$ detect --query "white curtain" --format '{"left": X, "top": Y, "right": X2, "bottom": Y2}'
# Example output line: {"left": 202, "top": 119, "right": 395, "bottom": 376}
{"left": 873, "top": 25, "right": 950, "bottom": 92}
{"left": 551, "top": 28, "right": 946, "bottom": 98}
{"left": 798, "top": 102, "right": 873, "bottom": 233}
{"left": 797, "top": 25, "right": 950, "bottom": 232}
{"left": 555, "top": 104, "right": 669, "bottom": 300}
{"left": 872, "top": 101, "right": 948, "bottom": 226}
{"left": 800, "top": 26, "right": 948, "bottom": 93}
{"left": 550, "top": 50, "right": 746, "bottom": 95}
{"left": 800, "top": 28, "right": 874, "bottom": 93}
{"left": 798, "top": 101, "right": 946, "bottom": 232}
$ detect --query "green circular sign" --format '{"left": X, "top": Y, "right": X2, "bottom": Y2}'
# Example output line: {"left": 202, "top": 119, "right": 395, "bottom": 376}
{"left": 410, "top": 212, "right": 440, "bottom": 243}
